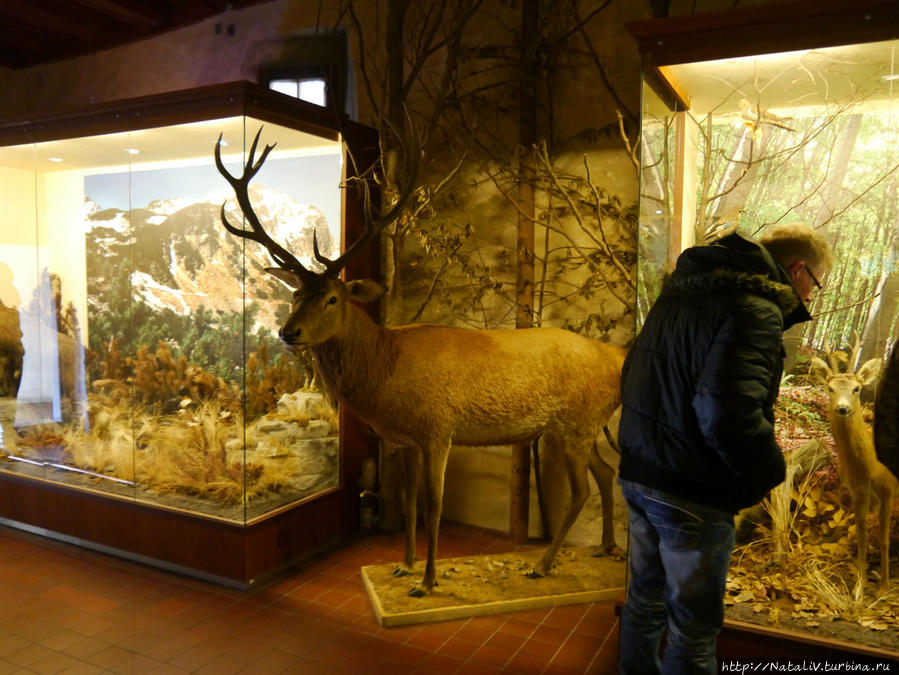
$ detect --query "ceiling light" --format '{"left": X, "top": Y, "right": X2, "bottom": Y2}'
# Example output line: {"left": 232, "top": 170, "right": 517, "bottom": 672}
{"left": 126, "top": 148, "right": 140, "bottom": 155}
{"left": 48, "top": 157, "right": 63, "bottom": 163}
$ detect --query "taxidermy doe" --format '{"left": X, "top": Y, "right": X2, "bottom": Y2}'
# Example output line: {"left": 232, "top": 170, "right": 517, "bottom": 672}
{"left": 812, "top": 335, "right": 897, "bottom": 595}
{"left": 215, "top": 129, "right": 626, "bottom": 597}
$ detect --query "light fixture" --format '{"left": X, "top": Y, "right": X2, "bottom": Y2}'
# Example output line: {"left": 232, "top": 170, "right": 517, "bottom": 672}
{"left": 126, "top": 148, "right": 140, "bottom": 155}
{"left": 48, "top": 157, "right": 63, "bottom": 163}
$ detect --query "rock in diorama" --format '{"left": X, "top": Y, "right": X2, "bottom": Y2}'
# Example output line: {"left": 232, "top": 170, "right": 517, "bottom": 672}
{"left": 215, "top": 128, "right": 627, "bottom": 597}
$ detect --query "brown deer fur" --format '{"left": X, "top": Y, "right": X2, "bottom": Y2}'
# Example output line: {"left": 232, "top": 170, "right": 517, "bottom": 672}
{"left": 270, "top": 273, "right": 626, "bottom": 596}
{"left": 216, "top": 129, "right": 627, "bottom": 597}
{"left": 813, "top": 345, "right": 897, "bottom": 595}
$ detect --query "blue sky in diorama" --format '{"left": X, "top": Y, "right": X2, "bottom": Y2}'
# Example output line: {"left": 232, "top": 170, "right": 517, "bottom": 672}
{"left": 83, "top": 154, "right": 343, "bottom": 231}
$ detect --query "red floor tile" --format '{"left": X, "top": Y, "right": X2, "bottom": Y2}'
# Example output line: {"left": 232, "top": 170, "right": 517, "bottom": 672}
{"left": 0, "top": 521, "right": 620, "bottom": 674}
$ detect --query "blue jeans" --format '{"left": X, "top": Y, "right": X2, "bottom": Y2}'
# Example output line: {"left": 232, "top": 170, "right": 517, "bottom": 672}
{"left": 618, "top": 481, "right": 735, "bottom": 675}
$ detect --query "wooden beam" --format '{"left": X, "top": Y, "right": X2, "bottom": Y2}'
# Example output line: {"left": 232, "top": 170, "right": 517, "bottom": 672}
{"left": 628, "top": 0, "right": 899, "bottom": 66}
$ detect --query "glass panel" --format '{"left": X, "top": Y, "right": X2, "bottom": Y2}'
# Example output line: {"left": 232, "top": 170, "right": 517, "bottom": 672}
{"left": 0, "top": 142, "right": 42, "bottom": 478}
{"left": 0, "top": 116, "right": 343, "bottom": 524}
{"left": 638, "top": 81, "right": 684, "bottom": 325}
{"left": 638, "top": 39, "right": 899, "bottom": 652}
{"left": 222, "top": 122, "right": 343, "bottom": 521}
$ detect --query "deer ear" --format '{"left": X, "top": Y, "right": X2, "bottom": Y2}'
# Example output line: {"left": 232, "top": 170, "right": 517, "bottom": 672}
{"left": 346, "top": 279, "right": 385, "bottom": 303}
{"left": 857, "top": 358, "right": 882, "bottom": 388}
{"left": 265, "top": 267, "right": 303, "bottom": 289}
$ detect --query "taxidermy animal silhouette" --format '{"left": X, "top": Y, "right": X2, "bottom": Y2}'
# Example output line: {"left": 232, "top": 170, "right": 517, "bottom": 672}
{"left": 813, "top": 334, "right": 897, "bottom": 596}
{"left": 215, "top": 129, "right": 626, "bottom": 597}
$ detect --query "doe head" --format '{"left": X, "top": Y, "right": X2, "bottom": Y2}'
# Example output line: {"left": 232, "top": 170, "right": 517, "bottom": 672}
{"left": 811, "top": 354, "right": 881, "bottom": 418}
{"left": 265, "top": 268, "right": 384, "bottom": 347}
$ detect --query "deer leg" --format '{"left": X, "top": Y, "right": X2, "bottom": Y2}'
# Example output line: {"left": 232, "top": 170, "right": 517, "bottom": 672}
{"left": 875, "top": 479, "right": 894, "bottom": 594}
{"left": 850, "top": 486, "right": 871, "bottom": 599}
{"left": 530, "top": 444, "right": 589, "bottom": 578}
{"left": 409, "top": 440, "right": 450, "bottom": 598}
{"left": 587, "top": 441, "right": 619, "bottom": 557}
{"left": 394, "top": 444, "right": 420, "bottom": 578}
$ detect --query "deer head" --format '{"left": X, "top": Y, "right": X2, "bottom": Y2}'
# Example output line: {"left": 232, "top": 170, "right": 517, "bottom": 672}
{"left": 214, "top": 127, "right": 419, "bottom": 347}
{"left": 811, "top": 332, "right": 881, "bottom": 418}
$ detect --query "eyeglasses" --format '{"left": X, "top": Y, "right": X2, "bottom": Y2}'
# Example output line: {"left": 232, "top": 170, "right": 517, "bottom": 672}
{"left": 804, "top": 263, "right": 823, "bottom": 291}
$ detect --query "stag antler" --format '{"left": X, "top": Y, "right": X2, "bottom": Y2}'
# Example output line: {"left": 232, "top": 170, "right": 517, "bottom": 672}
{"left": 313, "top": 121, "right": 422, "bottom": 277}
{"left": 216, "top": 125, "right": 420, "bottom": 280}
{"left": 214, "top": 128, "right": 313, "bottom": 279}
{"left": 813, "top": 331, "right": 870, "bottom": 382}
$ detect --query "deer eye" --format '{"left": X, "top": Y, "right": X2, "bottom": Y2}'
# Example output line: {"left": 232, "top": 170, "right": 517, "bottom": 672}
{"left": 327, "top": 296, "right": 338, "bottom": 305}
{"left": 853, "top": 385, "right": 860, "bottom": 394}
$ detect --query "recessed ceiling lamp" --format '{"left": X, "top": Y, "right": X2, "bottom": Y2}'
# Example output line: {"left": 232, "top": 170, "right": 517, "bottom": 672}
{"left": 48, "top": 157, "right": 63, "bottom": 162}
{"left": 125, "top": 148, "right": 140, "bottom": 155}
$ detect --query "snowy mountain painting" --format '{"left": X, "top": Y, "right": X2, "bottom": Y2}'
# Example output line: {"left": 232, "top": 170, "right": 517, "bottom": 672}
{"left": 82, "top": 153, "right": 342, "bottom": 380}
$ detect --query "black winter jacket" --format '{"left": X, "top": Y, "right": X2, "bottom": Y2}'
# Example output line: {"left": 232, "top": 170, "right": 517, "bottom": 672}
{"left": 618, "top": 233, "right": 812, "bottom": 513}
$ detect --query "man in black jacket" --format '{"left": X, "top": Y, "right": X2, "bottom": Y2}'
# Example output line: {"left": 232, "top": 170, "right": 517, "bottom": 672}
{"left": 874, "top": 340, "right": 899, "bottom": 480}
{"left": 617, "top": 223, "right": 832, "bottom": 675}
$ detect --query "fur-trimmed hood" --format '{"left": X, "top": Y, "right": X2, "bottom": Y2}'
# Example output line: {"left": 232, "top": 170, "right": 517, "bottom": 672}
{"left": 662, "top": 233, "right": 812, "bottom": 329}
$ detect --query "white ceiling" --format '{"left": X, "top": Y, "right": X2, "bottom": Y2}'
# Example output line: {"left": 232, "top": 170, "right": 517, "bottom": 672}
{"left": 656, "top": 38, "right": 899, "bottom": 117}
{"left": 0, "top": 117, "right": 339, "bottom": 174}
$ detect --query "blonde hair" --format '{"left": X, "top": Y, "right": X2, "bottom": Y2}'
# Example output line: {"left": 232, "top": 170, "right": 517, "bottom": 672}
{"left": 760, "top": 222, "right": 833, "bottom": 272}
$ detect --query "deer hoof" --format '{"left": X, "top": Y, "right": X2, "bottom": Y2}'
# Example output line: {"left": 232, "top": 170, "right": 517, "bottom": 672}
{"left": 408, "top": 586, "right": 428, "bottom": 598}
{"left": 393, "top": 567, "right": 411, "bottom": 578}
{"left": 592, "top": 544, "right": 625, "bottom": 561}
{"left": 525, "top": 569, "right": 545, "bottom": 579}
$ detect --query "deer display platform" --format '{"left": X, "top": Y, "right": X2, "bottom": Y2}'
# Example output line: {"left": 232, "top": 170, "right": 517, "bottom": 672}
{"left": 216, "top": 129, "right": 626, "bottom": 597}
{"left": 812, "top": 336, "right": 897, "bottom": 596}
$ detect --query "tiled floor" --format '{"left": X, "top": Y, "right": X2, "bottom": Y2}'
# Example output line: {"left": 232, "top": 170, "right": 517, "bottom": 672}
{"left": 0, "top": 521, "right": 620, "bottom": 674}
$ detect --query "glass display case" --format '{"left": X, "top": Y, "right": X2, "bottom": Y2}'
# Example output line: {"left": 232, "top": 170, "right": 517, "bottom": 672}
{"left": 0, "top": 82, "right": 379, "bottom": 585}
{"left": 631, "top": 4, "right": 899, "bottom": 661}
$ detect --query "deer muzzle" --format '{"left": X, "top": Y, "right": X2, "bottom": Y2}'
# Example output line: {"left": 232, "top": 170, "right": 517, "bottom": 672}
{"left": 279, "top": 326, "right": 302, "bottom": 346}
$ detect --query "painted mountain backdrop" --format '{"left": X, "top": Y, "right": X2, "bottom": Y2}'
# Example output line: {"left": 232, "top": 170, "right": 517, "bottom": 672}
{"left": 84, "top": 184, "right": 337, "bottom": 381}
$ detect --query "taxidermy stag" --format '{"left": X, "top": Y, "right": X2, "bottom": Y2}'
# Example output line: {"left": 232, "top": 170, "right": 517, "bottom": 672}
{"left": 812, "top": 335, "right": 897, "bottom": 595}
{"left": 215, "top": 129, "right": 626, "bottom": 597}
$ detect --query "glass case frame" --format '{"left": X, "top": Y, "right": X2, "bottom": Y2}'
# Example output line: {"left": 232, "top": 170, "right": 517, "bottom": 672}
{"left": 628, "top": 1, "right": 899, "bottom": 662}
{"left": 0, "top": 81, "right": 380, "bottom": 586}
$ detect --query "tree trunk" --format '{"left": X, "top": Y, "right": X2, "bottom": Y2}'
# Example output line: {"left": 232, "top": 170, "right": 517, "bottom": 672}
{"left": 510, "top": 0, "right": 538, "bottom": 545}
{"left": 381, "top": 0, "right": 409, "bottom": 329}
{"left": 377, "top": 0, "right": 410, "bottom": 533}
{"left": 806, "top": 114, "right": 863, "bottom": 349}
{"left": 813, "top": 114, "right": 862, "bottom": 229}
{"left": 859, "top": 207, "right": 899, "bottom": 364}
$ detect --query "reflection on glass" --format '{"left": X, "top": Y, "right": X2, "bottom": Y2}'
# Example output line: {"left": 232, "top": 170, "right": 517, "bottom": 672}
{"left": 0, "top": 119, "right": 344, "bottom": 523}
{"left": 639, "top": 39, "right": 899, "bottom": 650}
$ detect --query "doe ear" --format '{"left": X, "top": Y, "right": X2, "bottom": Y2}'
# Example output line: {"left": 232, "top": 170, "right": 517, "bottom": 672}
{"left": 856, "top": 358, "right": 882, "bottom": 388}
{"left": 346, "top": 279, "right": 385, "bottom": 304}
{"left": 265, "top": 267, "right": 303, "bottom": 289}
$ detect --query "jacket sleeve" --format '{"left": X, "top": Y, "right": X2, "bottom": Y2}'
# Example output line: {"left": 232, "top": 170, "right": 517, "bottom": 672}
{"left": 874, "top": 343, "right": 899, "bottom": 479}
{"left": 692, "top": 299, "right": 786, "bottom": 505}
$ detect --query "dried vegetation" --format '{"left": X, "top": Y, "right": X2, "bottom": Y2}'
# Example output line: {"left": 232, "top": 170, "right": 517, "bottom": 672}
{"left": 726, "top": 386, "right": 899, "bottom": 643}
{"left": 15, "top": 338, "right": 336, "bottom": 509}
